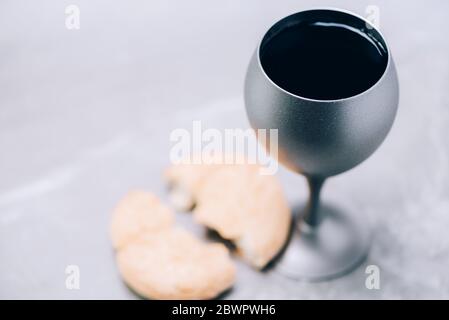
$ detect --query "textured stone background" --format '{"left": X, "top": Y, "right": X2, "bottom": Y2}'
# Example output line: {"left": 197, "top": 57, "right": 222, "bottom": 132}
{"left": 1, "top": 0, "right": 448, "bottom": 299}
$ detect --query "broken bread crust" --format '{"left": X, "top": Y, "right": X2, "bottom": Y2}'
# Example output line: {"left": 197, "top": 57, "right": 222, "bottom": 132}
{"left": 194, "top": 164, "right": 291, "bottom": 268}
{"left": 116, "top": 227, "right": 236, "bottom": 300}
{"left": 164, "top": 162, "right": 222, "bottom": 211}
{"left": 110, "top": 190, "right": 236, "bottom": 299}
{"left": 165, "top": 162, "right": 291, "bottom": 269}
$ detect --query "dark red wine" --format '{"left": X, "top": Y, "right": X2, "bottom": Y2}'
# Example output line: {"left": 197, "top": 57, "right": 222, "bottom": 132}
{"left": 260, "top": 21, "right": 388, "bottom": 100}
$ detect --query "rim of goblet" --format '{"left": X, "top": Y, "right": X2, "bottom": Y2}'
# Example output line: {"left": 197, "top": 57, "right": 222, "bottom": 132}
{"left": 256, "top": 7, "right": 392, "bottom": 103}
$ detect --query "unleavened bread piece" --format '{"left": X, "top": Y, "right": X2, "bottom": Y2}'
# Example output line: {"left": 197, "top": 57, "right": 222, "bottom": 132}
{"left": 165, "top": 162, "right": 291, "bottom": 269}
{"left": 110, "top": 190, "right": 235, "bottom": 299}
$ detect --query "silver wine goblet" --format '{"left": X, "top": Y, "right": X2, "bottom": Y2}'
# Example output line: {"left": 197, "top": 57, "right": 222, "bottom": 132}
{"left": 244, "top": 8, "right": 399, "bottom": 280}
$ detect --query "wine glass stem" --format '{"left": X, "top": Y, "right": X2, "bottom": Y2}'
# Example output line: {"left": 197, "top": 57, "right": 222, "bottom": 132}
{"left": 303, "top": 176, "right": 326, "bottom": 227}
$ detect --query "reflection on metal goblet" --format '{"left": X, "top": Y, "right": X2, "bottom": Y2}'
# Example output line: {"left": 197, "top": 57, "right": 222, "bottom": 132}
{"left": 244, "top": 9, "right": 399, "bottom": 280}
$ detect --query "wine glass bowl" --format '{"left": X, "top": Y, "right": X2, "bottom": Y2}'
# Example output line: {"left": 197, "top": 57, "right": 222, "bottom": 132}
{"left": 244, "top": 9, "right": 399, "bottom": 280}
{"left": 245, "top": 9, "right": 399, "bottom": 177}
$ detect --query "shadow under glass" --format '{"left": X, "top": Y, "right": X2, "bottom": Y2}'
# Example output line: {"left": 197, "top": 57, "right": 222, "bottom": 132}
{"left": 259, "top": 10, "right": 389, "bottom": 101}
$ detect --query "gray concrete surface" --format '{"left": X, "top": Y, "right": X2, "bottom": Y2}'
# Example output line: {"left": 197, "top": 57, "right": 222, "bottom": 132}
{"left": 1, "top": 0, "right": 449, "bottom": 299}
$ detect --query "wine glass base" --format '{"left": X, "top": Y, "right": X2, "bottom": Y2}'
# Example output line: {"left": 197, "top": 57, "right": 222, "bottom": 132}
{"left": 274, "top": 205, "right": 370, "bottom": 281}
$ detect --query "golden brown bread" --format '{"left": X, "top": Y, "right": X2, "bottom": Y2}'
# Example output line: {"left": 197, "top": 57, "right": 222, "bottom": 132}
{"left": 110, "top": 190, "right": 236, "bottom": 299}
{"left": 165, "top": 162, "right": 291, "bottom": 269}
